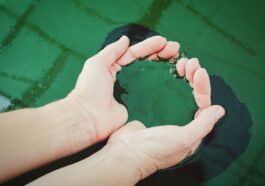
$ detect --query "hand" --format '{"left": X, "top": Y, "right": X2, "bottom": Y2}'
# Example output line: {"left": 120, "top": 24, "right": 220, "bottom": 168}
{"left": 25, "top": 42, "right": 224, "bottom": 186}
{"left": 67, "top": 35, "right": 178, "bottom": 143}
{"left": 107, "top": 63, "right": 225, "bottom": 180}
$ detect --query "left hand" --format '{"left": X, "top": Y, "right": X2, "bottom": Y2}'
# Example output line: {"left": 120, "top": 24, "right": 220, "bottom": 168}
{"left": 67, "top": 35, "right": 182, "bottom": 143}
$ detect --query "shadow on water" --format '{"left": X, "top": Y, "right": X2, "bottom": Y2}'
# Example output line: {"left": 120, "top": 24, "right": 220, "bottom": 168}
{"left": 136, "top": 75, "right": 252, "bottom": 185}
{"left": 4, "top": 24, "right": 252, "bottom": 186}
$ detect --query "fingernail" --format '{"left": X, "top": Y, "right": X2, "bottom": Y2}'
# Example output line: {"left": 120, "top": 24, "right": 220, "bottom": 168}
{"left": 215, "top": 106, "right": 225, "bottom": 119}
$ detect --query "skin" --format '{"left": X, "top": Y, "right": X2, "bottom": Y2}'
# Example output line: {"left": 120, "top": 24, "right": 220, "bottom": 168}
{"left": 0, "top": 36, "right": 167, "bottom": 182}
{"left": 185, "top": 58, "right": 201, "bottom": 86}
{"left": 147, "top": 41, "right": 180, "bottom": 60}
{"left": 0, "top": 36, "right": 225, "bottom": 185}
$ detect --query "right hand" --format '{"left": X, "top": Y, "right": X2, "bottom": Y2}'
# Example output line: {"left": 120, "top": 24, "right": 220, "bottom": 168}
{"left": 107, "top": 62, "right": 225, "bottom": 180}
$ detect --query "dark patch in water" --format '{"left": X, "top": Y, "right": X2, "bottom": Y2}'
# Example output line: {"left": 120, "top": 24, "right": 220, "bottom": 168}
{"left": 138, "top": 75, "right": 252, "bottom": 185}
{"left": 101, "top": 24, "right": 159, "bottom": 48}
{"left": 105, "top": 24, "right": 252, "bottom": 183}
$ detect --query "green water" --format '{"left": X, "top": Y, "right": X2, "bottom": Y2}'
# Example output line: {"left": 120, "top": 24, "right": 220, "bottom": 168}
{"left": 0, "top": 0, "right": 265, "bottom": 185}
{"left": 117, "top": 60, "right": 196, "bottom": 127}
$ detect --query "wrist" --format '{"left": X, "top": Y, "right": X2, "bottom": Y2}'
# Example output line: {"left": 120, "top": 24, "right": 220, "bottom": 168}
{"left": 66, "top": 90, "right": 118, "bottom": 142}
{"left": 83, "top": 143, "right": 142, "bottom": 186}
{"left": 108, "top": 137, "right": 158, "bottom": 180}
{"left": 37, "top": 97, "right": 96, "bottom": 159}
{"left": 27, "top": 142, "right": 141, "bottom": 186}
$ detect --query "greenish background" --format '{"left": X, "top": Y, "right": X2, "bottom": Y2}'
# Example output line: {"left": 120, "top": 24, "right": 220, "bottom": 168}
{"left": 0, "top": 0, "right": 264, "bottom": 185}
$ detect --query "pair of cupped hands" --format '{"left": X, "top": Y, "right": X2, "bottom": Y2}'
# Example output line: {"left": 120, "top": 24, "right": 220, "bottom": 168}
{"left": 67, "top": 35, "right": 225, "bottom": 179}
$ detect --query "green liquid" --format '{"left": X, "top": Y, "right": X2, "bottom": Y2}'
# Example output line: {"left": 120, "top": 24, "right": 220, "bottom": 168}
{"left": 117, "top": 60, "right": 197, "bottom": 128}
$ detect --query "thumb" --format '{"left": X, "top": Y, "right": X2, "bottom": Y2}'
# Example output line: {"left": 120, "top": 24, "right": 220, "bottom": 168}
{"left": 94, "top": 35, "right": 130, "bottom": 66}
{"left": 183, "top": 105, "right": 225, "bottom": 144}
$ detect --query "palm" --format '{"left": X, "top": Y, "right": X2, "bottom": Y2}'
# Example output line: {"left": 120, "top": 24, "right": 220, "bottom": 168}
{"left": 69, "top": 35, "right": 175, "bottom": 141}
{"left": 73, "top": 62, "right": 127, "bottom": 140}
{"left": 83, "top": 63, "right": 115, "bottom": 104}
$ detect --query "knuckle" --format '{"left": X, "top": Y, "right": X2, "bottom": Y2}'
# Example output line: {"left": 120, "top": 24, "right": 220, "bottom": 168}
{"left": 128, "top": 47, "right": 139, "bottom": 59}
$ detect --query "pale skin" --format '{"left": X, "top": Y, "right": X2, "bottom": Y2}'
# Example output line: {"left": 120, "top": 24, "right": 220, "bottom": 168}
{"left": 0, "top": 36, "right": 225, "bottom": 185}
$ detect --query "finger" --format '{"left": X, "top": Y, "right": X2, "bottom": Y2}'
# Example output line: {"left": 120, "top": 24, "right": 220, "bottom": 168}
{"left": 117, "top": 36, "right": 167, "bottom": 66}
{"left": 95, "top": 35, "right": 130, "bottom": 66}
{"left": 193, "top": 68, "right": 211, "bottom": 108}
{"left": 156, "top": 41, "right": 180, "bottom": 59}
{"left": 194, "top": 108, "right": 203, "bottom": 118}
{"left": 147, "top": 41, "right": 180, "bottom": 61}
{"left": 176, "top": 58, "right": 187, "bottom": 77}
{"left": 182, "top": 105, "right": 225, "bottom": 144}
{"left": 185, "top": 58, "right": 200, "bottom": 85}
{"left": 147, "top": 53, "right": 159, "bottom": 61}
{"left": 143, "top": 125, "right": 199, "bottom": 153}
{"left": 111, "top": 63, "right": 122, "bottom": 74}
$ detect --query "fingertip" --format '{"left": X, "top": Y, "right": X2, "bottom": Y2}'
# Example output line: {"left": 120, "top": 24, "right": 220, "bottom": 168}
{"left": 145, "top": 36, "right": 167, "bottom": 53}
{"left": 183, "top": 105, "right": 224, "bottom": 143}
{"left": 120, "top": 35, "right": 130, "bottom": 44}
{"left": 198, "top": 105, "right": 225, "bottom": 122}
{"left": 117, "top": 36, "right": 167, "bottom": 66}
{"left": 185, "top": 58, "right": 200, "bottom": 82}
{"left": 176, "top": 58, "right": 187, "bottom": 77}
{"left": 212, "top": 105, "right": 225, "bottom": 120}
{"left": 152, "top": 35, "right": 167, "bottom": 46}
{"left": 119, "top": 35, "right": 130, "bottom": 48}
{"left": 97, "top": 35, "right": 130, "bottom": 66}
